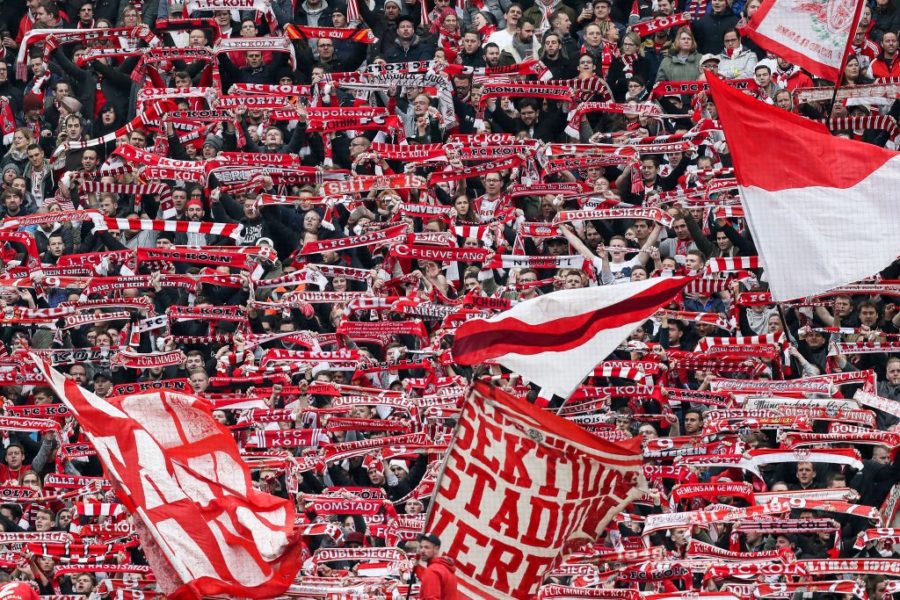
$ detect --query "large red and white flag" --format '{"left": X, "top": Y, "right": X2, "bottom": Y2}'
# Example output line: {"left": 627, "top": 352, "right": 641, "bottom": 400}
{"left": 452, "top": 277, "right": 691, "bottom": 398}
{"left": 426, "top": 382, "right": 642, "bottom": 599}
{"left": 708, "top": 75, "right": 900, "bottom": 301}
{"left": 742, "top": 0, "right": 864, "bottom": 81}
{"left": 32, "top": 356, "right": 303, "bottom": 599}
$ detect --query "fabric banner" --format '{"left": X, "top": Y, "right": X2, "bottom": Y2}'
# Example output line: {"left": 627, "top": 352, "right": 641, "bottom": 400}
{"left": 31, "top": 356, "right": 304, "bottom": 598}
{"left": 426, "top": 382, "right": 642, "bottom": 599}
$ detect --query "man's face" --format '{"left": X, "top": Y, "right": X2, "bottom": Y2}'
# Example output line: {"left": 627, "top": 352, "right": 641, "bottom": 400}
{"left": 711, "top": 0, "right": 726, "bottom": 12}
{"left": 28, "top": 148, "right": 44, "bottom": 169}
{"left": 5, "top": 446, "right": 23, "bottom": 469}
{"left": 70, "top": 366, "right": 87, "bottom": 384}
{"left": 129, "top": 132, "right": 146, "bottom": 148}
{"left": 100, "top": 196, "right": 117, "bottom": 216}
{"left": 189, "top": 372, "right": 208, "bottom": 393}
{"left": 189, "top": 29, "right": 208, "bottom": 47}
{"left": 172, "top": 190, "right": 187, "bottom": 211}
{"left": 35, "top": 6, "right": 53, "bottom": 25}
{"left": 81, "top": 151, "right": 98, "bottom": 171}
{"left": 884, "top": 33, "right": 899, "bottom": 55}
{"left": 34, "top": 512, "right": 53, "bottom": 532}
{"left": 723, "top": 32, "right": 740, "bottom": 50}
{"left": 673, "top": 219, "right": 690, "bottom": 240}
{"left": 247, "top": 51, "right": 264, "bottom": 68}
{"left": 755, "top": 68, "right": 771, "bottom": 87}
{"left": 48, "top": 237, "right": 64, "bottom": 257}
{"left": 264, "top": 128, "right": 283, "bottom": 148}
{"left": 397, "top": 22, "right": 415, "bottom": 39}
{"left": 633, "top": 221, "right": 650, "bottom": 240}
{"left": 214, "top": 10, "right": 231, "bottom": 25}
{"left": 564, "top": 273, "right": 582, "bottom": 289}
{"left": 419, "top": 540, "right": 439, "bottom": 561}
{"left": 4, "top": 195, "right": 22, "bottom": 215}
{"left": 543, "top": 36, "right": 560, "bottom": 56}
{"left": 56, "top": 82, "right": 71, "bottom": 98}
{"left": 74, "top": 576, "right": 94, "bottom": 593}
{"left": 65, "top": 118, "right": 82, "bottom": 140}
{"left": 519, "top": 105, "right": 538, "bottom": 125}
{"left": 462, "top": 33, "right": 480, "bottom": 53}
{"left": 484, "top": 46, "right": 500, "bottom": 66}
{"left": 186, "top": 204, "right": 204, "bottom": 221}
{"left": 390, "top": 464, "right": 408, "bottom": 481}
{"left": 684, "top": 253, "right": 704, "bottom": 272}
{"left": 454, "top": 77, "right": 471, "bottom": 99}
{"left": 594, "top": 1, "right": 610, "bottom": 18}
{"left": 79, "top": 3, "right": 93, "bottom": 21}
{"left": 860, "top": 306, "right": 878, "bottom": 326}
{"left": 519, "top": 23, "right": 535, "bottom": 43}
{"left": 317, "top": 40, "right": 334, "bottom": 59}
{"left": 484, "top": 174, "right": 502, "bottom": 195}
{"left": 775, "top": 92, "right": 792, "bottom": 110}
{"left": 657, "top": 0, "right": 672, "bottom": 13}
{"left": 384, "top": 2, "right": 400, "bottom": 19}
{"left": 506, "top": 6, "right": 522, "bottom": 25}
{"left": 30, "top": 57, "right": 46, "bottom": 77}
{"left": 640, "top": 159, "right": 657, "bottom": 181}
{"left": 796, "top": 462, "right": 815, "bottom": 484}
{"left": 683, "top": 412, "right": 702, "bottom": 434}
{"left": 873, "top": 446, "right": 891, "bottom": 464}
{"left": 834, "top": 297, "right": 852, "bottom": 316}
{"left": 553, "top": 13, "right": 571, "bottom": 33}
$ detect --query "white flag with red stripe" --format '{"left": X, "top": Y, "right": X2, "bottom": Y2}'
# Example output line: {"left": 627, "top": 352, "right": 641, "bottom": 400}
{"left": 708, "top": 75, "right": 900, "bottom": 301}
{"left": 452, "top": 277, "right": 692, "bottom": 398}
{"left": 742, "top": 0, "right": 864, "bottom": 81}
{"left": 426, "top": 382, "right": 642, "bottom": 600}
{"left": 31, "top": 355, "right": 303, "bottom": 599}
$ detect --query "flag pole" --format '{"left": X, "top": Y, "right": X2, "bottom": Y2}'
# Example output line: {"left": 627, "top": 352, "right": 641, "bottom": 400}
{"left": 827, "top": 0, "right": 867, "bottom": 125}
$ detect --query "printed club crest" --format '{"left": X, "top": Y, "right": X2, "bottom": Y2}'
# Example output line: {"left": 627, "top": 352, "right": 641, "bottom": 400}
{"left": 796, "top": 0, "right": 858, "bottom": 46}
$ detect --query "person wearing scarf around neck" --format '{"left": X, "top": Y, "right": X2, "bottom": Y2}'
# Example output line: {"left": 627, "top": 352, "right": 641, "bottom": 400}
{"left": 431, "top": 8, "right": 462, "bottom": 63}
{"left": 523, "top": 0, "right": 575, "bottom": 38}
{"left": 499, "top": 17, "right": 536, "bottom": 65}
{"left": 716, "top": 29, "right": 757, "bottom": 79}
{"left": 654, "top": 26, "right": 700, "bottom": 83}
{"left": 596, "top": 20, "right": 620, "bottom": 78}
{"left": 607, "top": 31, "right": 651, "bottom": 102}
{"left": 771, "top": 56, "right": 813, "bottom": 91}
{"left": 580, "top": 22, "right": 604, "bottom": 61}
{"left": 692, "top": 0, "right": 738, "bottom": 54}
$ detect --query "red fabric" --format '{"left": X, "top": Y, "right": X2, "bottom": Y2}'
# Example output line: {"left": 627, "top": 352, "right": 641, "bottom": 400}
{"left": 0, "top": 582, "right": 39, "bottom": 600}
{"left": 870, "top": 53, "right": 900, "bottom": 80}
{"left": 707, "top": 74, "right": 895, "bottom": 191}
{"left": 419, "top": 557, "right": 461, "bottom": 600}
{"left": 33, "top": 359, "right": 304, "bottom": 599}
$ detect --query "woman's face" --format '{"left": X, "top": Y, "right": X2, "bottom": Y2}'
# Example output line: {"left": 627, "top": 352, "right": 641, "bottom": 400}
{"left": 605, "top": 26, "right": 619, "bottom": 42}
{"left": 101, "top": 108, "right": 115, "bottom": 124}
{"left": 845, "top": 58, "right": 860, "bottom": 79}
{"left": 443, "top": 14, "right": 458, "bottom": 31}
{"left": 454, "top": 196, "right": 469, "bottom": 214}
{"left": 332, "top": 276, "right": 347, "bottom": 291}
{"left": 746, "top": 0, "right": 761, "bottom": 16}
{"left": 678, "top": 32, "right": 693, "bottom": 51}
{"left": 472, "top": 12, "right": 487, "bottom": 27}
{"left": 623, "top": 36, "right": 638, "bottom": 55}
{"left": 23, "top": 473, "right": 39, "bottom": 488}
{"left": 12, "top": 131, "right": 27, "bottom": 149}
{"left": 122, "top": 9, "right": 138, "bottom": 26}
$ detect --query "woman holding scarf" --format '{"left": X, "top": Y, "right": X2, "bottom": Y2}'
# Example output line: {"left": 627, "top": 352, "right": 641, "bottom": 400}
{"left": 607, "top": 32, "right": 650, "bottom": 102}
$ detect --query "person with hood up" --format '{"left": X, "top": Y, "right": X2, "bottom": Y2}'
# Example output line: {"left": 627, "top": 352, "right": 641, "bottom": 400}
{"left": 417, "top": 533, "right": 460, "bottom": 600}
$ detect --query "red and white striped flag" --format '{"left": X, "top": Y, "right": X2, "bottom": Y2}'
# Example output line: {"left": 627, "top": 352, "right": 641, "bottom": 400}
{"left": 708, "top": 75, "right": 900, "bottom": 300}
{"left": 452, "top": 277, "right": 691, "bottom": 398}
{"left": 31, "top": 356, "right": 303, "bottom": 599}
{"left": 426, "top": 382, "right": 642, "bottom": 599}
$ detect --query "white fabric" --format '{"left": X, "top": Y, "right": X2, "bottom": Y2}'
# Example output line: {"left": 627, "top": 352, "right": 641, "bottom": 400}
{"left": 740, "top": 153, "right": 900, "bottom": 301}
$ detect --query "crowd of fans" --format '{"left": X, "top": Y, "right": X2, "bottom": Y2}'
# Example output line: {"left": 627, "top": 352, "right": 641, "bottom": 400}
{"left": 0, "top": 0, "right": 897, "bottom": 597}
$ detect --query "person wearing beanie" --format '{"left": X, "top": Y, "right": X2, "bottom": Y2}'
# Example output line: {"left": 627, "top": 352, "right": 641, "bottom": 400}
{"left": 202, "top": 133, "right": 224, "bottom": 159}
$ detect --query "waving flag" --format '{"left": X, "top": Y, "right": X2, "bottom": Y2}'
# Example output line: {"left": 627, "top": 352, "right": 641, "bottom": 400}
{"left": 32, "top": 356, "right": 303, "bottom": 599}
{"left": 426, "top": 382, "right": 642, "bottom": 599}
{"left": 452, "top": 277, "right": 692, "bottom": 398}
{"left": 742, "top": 0, "right": 864, "bottom": 81}
{"left": 707, "top": 75, "right": 900, "bottom": 301}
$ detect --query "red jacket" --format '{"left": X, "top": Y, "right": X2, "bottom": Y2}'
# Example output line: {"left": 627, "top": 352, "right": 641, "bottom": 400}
{"left": 870, "top": 53, "right": 900, "bottom": 80}
{"left": 419, "top": 556, "right": 460, "bottom": 600}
